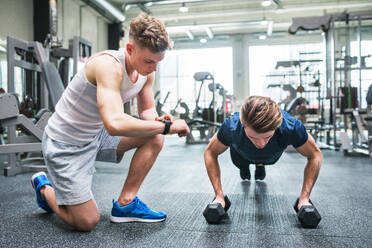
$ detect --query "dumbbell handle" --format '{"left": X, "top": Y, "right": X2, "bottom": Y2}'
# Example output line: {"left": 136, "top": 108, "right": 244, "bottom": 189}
{"left": 212, "top": 195, "right": 231, "bottom": 212}
{"left": 293, "top": 198, "right": 314, "bottom": 213}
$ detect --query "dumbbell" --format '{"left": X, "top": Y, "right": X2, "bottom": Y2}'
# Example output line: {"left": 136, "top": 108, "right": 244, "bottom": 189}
{"left": 293, "top": 198, "right": 321, "bottom": 228}
{"left": 203, "top": 195, "right": 231, "bottom": 224}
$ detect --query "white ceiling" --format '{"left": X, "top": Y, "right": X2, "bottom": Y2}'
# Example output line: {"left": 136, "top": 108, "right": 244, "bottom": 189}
{"left": 106, "top": 0, "right": 372, "bottom": 40}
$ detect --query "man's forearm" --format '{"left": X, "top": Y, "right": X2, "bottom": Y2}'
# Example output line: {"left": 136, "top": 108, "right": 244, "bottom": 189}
{"left": 204, "top": 151, "right": 224, "bottom": 198}
{"left": 109, "top": 113, "right": 164, "bottom": 137}
{"left": 300, "top": 156, "right": 322, "bottom": 199}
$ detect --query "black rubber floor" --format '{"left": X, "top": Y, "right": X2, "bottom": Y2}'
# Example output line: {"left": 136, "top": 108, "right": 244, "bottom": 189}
{"left": 1, "top": 136, "right": 372, "bottom": 248}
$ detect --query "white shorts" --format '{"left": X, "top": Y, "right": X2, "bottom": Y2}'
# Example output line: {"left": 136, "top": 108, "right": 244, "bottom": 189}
{"left": 42, "top": 128, "right": 121, "bottom": 205}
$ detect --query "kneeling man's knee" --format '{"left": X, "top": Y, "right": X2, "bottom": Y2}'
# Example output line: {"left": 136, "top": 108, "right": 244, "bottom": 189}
{"left": 74, "top": 213, "right": 100, "bottom": 232}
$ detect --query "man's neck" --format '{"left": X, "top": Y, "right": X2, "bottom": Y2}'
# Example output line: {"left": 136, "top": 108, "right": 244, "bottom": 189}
{"left": 124, "top": 51, "right": 138, "bottom": 82}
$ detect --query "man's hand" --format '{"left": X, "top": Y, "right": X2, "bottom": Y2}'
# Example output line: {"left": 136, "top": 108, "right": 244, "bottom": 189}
{"left": 168, "top": 119, "right": 190, "bottom": 137}
{"left": 297, "top": 197, "right": 311, "bottom": 210}
{"left": 212, "top": 194, "right": 226, "bottom": 208}
{"left": 156, "top": 114, "right": 175, "bottom": 123}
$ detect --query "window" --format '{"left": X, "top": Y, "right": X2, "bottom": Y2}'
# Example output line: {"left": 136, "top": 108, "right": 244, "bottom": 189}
{"left": 158, "top": 47, "right": 233, "bottom": 114}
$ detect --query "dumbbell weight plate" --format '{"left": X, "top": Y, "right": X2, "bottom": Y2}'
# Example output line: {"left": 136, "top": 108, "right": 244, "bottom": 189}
{"left": 298, "top": 206, "right": 321, "bottom": 228}
{"left": 203, "top": 203, "right": 225, "bottom": 224}
{"left": 293, "top": 198, "right": 321, "bottom": 228}
{"left": 224, "top": 195, "right": 231, "bottom": 212}
{"left": 203, "top": 195, "right": 231, "bottom": 224}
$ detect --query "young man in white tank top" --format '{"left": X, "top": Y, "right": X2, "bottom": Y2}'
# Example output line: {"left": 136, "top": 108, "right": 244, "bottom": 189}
{"left": 30, "top": 13, "right": 190, "bottom": 231}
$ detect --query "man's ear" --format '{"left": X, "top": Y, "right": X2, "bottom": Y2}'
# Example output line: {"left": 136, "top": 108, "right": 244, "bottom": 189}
{"left": 126, "top": 43, "right": 134, "bottom": 55}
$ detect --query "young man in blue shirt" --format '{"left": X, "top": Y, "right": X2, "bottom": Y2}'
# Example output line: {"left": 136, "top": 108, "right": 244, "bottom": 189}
{"left": 204, "top": 96, "right": 322, "bottom": 210}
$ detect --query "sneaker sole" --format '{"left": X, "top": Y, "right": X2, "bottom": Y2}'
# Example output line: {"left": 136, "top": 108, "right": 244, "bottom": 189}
{"left": 110, "top": 216, "right": 166, "bottom": 223}
{"left": 30, "top": 171, "right": 47, "bottom": 189}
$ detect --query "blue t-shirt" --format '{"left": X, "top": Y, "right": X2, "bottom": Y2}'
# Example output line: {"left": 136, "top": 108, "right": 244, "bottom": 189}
{"left": 217, "top": 111, "right": 308, "bottom": 164}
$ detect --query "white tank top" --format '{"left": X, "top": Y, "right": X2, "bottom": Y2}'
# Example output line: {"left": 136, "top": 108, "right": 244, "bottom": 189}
{"left": 45, "top": 48, "right": 147, "bottom": 145}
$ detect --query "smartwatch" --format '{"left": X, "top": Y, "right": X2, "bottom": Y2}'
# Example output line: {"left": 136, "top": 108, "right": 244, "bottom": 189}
{"left": 162, "top": 119, "right": 171, "bottom": 135}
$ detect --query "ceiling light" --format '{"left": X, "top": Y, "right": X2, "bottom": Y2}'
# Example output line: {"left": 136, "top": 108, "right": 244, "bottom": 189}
{"left": 259, "top": 35, "right": 267, "bottom": 40}
{"left": 200, "top": 38, "right": 207, "bottom": 43}
{"left": 261, "top": 1, "right": 271, "bottom": 7}
{"left": 179, "top": 3, "right": 188, "bottom": 13}
{"left": 144, "top": 2, "right": 153, "bottom": 7}
{"left": 260, "top": 19, "right": 268, "bottom": 25}
{"left": 0, "top": 45, "right": 6, "bottom": 53}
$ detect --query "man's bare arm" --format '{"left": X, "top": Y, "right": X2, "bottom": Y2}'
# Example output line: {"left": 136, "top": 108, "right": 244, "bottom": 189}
{"left": 93, "top": 56, "right": 166, "bottom": 137}
{"left": 295, "top": 134, "right": 322, "bottom": 208}
{"left": 204, "top": 134, "right": 229, "bottom": 207}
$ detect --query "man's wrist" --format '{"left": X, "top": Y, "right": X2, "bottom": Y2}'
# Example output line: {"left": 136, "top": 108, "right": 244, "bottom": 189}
{"left": 215, "top": 192, "right": 224, "bottom": 199}
{"left": 162, "top": 119, "right": 171, "bottom": 135}
{"left": 299, "top": 192, "right": 310, "bottom": 200}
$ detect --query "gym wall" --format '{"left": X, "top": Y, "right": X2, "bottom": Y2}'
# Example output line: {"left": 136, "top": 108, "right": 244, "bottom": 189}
{"left": 0, "top": 0, "right": 109, "bottom": 54}
{"left": 0, "top": 0, "right": 34, "bottom": 41}
{"left": 57, "top": 0, "right": 109, "bottom": 53}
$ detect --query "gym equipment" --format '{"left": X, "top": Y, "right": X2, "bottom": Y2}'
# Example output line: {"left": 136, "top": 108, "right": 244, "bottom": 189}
{"left": 184, "top": 72, "right": 229, "bottom": 144}
{"left": 155, "top": 91, "right": 170, "bottom": 117}
{"left": 179, "top": 101, "right": 190, "bottom": 120}
{"left": 288, "top": 15, "right": 332, "bottom": 34}
{"left": 339, "top": 86, "right": 358, "bottom": 114}
{"left": 340, "top": 84, "right": 372, "bottom": 158}
{"left": 293, "top": 198, "right": 321, "bottom": 228}
{"left": 366, "top": 85, "right": 372, "bottom": 158}
{"left": 51, "top": 36, "right": 92, "bottom": 86}
{"left": 289, "top": 11, "right": 372, "bottom": 151}
{"left": 1, "top": 37, "right": 66, "bottom": 176}
{"left": 170, "top": 98, "right": 182, "bottom": 117}
{"left": 202, "top": 82, "right": 227, "bottom": 123}
{"left": 192, "top": 72, "right": 214, "bottom": 120}
{"left": 277, "top": 84, "right": 297, "bottom": 110}
{"left": 186, "top": 119, "right": 221, "bottom": 144}
{"left": 268, "top": 53, "right": 323, "bottom": 129}
{"left": 0, "top": 93, "right": 52, "bottom": 176}
{"left": 203, "top": 195, "right": 231, "bottom": 224}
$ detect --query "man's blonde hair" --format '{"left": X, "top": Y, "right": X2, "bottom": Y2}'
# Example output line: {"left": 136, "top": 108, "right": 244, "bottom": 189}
{"left": 129, "top": 13, "right": 172, "bottom": 53}
{"left": 240, "top": 96, "right": 282, "bottom": 133}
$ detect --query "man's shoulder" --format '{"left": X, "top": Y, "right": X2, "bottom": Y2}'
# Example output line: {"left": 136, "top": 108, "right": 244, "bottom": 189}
{"left": 89, "top": 54, "right": 124, "bottom": 78}
{"left": 279, "top": 110, "right": 305, "bottom": 134}
{"left": 279, "top": 111, "right": 296, "bottom": 129}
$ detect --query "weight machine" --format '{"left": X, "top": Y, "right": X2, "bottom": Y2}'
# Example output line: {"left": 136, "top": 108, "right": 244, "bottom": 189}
{"left": 0, "top": 37, "right": 66, "bottom": 176}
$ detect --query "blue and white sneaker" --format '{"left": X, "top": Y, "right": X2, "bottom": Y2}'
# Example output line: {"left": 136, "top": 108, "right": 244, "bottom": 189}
{"left": 110, "top": 197, "right": 166, "bottom": 223}
{"left": 30, "top": 172, "right": 53, "bottom": 213}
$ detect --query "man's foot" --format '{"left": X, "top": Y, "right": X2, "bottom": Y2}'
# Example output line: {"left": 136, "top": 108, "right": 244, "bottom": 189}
{"left": 110, "top": 197, "right": 166, "bottom": 223}
{"left": 255, "top": 165, "right": 266, "bottom": 180}
{"left": 239, "top": 165, "right": 251, "bottom": 180}
{"left": 30, "top": 172, "right": 53, "bottom": 213}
